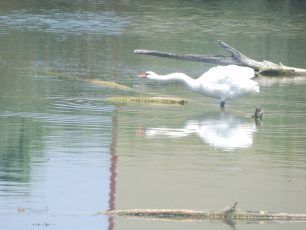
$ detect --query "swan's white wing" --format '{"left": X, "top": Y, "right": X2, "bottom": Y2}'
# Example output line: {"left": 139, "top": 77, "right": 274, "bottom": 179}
{"left": 197, "top": 65, "right": 259, "bottom": 99}
{"left": 199, "top": 65, "right": 255, "bottom": 81}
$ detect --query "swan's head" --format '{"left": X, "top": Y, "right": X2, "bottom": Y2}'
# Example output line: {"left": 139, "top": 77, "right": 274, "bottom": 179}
{"left": 137, "top": 71, "right": 157, "bottom": 79}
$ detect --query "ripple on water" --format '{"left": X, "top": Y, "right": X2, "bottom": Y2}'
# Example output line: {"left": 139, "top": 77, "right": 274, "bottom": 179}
{"left": 51, "top": 97, "right": 114, "bottom": 113}
{"left": 0, "top": 10, "right": 128, "bottom": 37}
{"left": 0, "top": 96, "right": 114, "bottom": 129}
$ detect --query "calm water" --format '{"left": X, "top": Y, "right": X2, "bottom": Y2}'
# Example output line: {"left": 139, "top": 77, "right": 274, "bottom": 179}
{"left": 1, "top": 0, "right": 306, "bottom": 229}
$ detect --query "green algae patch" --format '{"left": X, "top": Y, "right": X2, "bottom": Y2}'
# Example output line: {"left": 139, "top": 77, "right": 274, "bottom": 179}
{"left": 85, "top": 79, "right": 133, "bottom": 91}
{"left": 105, "top": 96, "right": 187, "bottom": 105}
{"left": 32, "top": 69, "right": 132, "bottom": 91}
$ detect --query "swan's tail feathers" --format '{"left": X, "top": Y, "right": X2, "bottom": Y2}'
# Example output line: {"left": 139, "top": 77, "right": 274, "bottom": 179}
{"left": 240, "top": 66, "right": 255, "bottom": 79}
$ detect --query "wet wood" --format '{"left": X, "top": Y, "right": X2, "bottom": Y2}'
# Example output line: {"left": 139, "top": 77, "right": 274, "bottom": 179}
{"left": 84, "top": 79, "right": 132, "bottom": 91}
{"left": 105, "top": 96, "right": 187, "bottom": 105}
{"left": 134, "top": 40, "right": 306, "bottom": 76}
{"left": 32, "top": 69, "right": 133, "bottom": 91}
{"left": 101, "top": 207, "right": 306, "bottom": 224}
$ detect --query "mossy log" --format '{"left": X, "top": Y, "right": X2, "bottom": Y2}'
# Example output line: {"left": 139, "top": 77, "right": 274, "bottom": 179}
{"left": 134, "top": 40, "right": 306, "bottom": 76}
{"left": 105, "top": 96, "right": 187, "bottom": 105}
{"left": 32, "top": 69, "right": 133, "bottom": 91}
{"left": 101, "top": 206, "right": 306, "bottom": 224}
{"left": 82, "top": 79, "right": 132, "bottom": 91}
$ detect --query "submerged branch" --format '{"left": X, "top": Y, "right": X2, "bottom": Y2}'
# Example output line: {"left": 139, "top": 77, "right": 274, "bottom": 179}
{"left": 105, "top": 96, "right": 187, "bottom": 105}
{"left": 134, "top": 40, "right": 306, "bottom": 76}
{"left": 32, "top": 69, "right": 133, "bottom": 91}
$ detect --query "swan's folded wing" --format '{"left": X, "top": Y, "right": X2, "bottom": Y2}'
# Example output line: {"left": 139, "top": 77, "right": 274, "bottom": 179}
{"left": 199, "top": 65, "right": 255, "bottom": 81}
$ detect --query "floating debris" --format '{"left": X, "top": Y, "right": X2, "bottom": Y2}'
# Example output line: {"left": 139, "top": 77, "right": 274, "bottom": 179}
{"left": 252, "top": 106, "right": 264, "bottom": 127}
{"left": 17, "top": 208, "right": 26, "bottom": 213}
{"left": 32, "top": 222, "right": 53, "bottom": 227}
{"left": 252, "top": 106, "right": 264, "bottom": 120}
{"left": 105, "top": 96, "right": 187, "bottom": 105}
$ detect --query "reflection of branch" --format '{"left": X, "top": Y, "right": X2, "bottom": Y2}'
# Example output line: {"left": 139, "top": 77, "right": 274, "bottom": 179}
{"left": 134, "top": 40, "right": 306, "bottom": 76}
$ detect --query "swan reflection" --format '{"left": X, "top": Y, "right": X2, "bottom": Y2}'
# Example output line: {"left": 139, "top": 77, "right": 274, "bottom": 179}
{"left": 145, "top": 113, "right": 257, "bottom": 151}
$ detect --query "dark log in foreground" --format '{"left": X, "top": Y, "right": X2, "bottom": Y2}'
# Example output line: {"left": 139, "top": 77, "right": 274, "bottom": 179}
{"left": 134, "top": 40, "right": 306, "bottom": 76}
{"left": 100, "top": 203, "right": 306, "bottom": 225}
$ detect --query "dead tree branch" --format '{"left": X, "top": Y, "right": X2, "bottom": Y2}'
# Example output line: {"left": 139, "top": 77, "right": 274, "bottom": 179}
{"left": 134, "top": 40, "right": 306, "bottom": 76}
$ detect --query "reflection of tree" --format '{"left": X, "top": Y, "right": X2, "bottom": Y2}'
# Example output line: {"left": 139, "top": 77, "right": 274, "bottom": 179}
{"left": 0, "top": 117, "right": 43, "bottom": 185}
{"left": 108, "top": 113, "right": 118, "bottom": 230}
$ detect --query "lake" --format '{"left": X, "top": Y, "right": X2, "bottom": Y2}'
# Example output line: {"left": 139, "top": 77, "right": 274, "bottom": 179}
{"left": 0, "top": 0, "right": 306, "bottom": 229}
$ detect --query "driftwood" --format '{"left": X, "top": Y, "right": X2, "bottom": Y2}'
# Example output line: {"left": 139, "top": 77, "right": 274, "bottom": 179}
{"left": 32, "top": 69, "right": 133, "bottom": 91}
{"left": 86, "top": 79, "right": 132, "bottom": 91}
{"left": 105, "top": 96, "right": 187, "bottom": 105}
{"left": 134, "top": 40, "right": 306, "bottom": 76}
{"left": 101, "top": 203, "right": 306, "bottom": 226}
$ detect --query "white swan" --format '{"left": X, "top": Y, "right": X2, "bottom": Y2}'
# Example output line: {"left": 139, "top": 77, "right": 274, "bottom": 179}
{"left": 138, "top": 65, "right": 260, "bottom": 109}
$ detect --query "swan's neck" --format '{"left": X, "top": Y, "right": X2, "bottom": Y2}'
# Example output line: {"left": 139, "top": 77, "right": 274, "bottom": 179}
{"left": 150, "top": 73, "right": 199, "bottom": 90}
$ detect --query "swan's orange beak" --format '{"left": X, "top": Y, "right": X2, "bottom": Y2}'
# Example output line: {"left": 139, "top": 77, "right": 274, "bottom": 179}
{"left": 137, "top": 72, "right": 147, "bottom": 78}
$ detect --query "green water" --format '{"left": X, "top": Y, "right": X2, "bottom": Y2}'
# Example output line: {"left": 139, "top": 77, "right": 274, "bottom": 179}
{"left": 1, "top": 1, "right": 306, "bottom": 229}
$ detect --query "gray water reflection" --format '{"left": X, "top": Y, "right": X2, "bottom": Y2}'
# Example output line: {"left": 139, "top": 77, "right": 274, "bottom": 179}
{"left": 145, "top": 113, "right": 257, "bottom": 151}
{"left": 0, "top": 96, "right": 115, "bottom": 229}
{"left": 0, "top": 10, "right": 127, "bottom": 37}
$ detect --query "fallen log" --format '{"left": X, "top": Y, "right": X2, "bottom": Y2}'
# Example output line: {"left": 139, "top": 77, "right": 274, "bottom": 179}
{"left": 32, "top": 69, "right": 133, "bottom": 91}
{"left": 134, "top": 40, "right": 306, "bottom": 76}
{"left": 99, "top": 203, "right": 306, "bottom": 225}
{"left": 105, "top": 96, "right": 187, "bottom": 105}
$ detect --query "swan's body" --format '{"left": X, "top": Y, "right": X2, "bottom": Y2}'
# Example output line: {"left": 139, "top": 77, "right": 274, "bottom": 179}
{"left": 138, "top": 65, "right": 259, "bottom": 109}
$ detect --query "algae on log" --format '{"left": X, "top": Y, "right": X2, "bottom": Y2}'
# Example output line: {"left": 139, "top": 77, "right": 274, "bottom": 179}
{"left": 32, "top": 69, "right": 133, "bottom": 91}
{"left": 105, "top": 96, "right": 187, "bottom": 105}
{"left": 134, "top": 40, "right": 306, "bottom": 76}
{"left": 101, "top": 207, "right": 306, "bottom": 224}
{"left": 82, "top": 79, "right": 133, "bottom": 91}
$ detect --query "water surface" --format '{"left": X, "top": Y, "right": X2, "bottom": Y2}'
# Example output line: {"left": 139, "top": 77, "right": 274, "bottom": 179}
{"left": 0, "top": 1, "right": 306, "bottom": 229}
